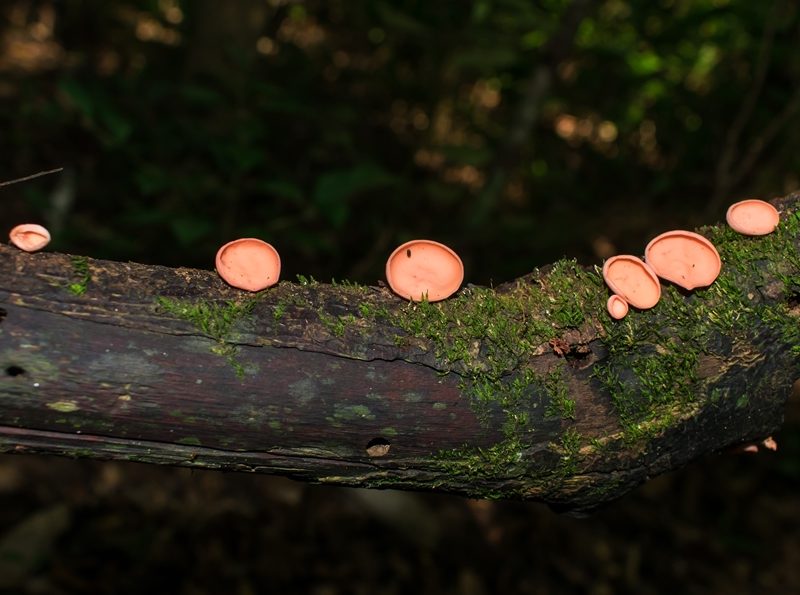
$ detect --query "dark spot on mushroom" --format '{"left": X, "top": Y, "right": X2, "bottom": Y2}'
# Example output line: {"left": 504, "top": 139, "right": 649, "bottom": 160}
{"left": 366, "top": 437, "right": 391, "bottom": 457}
{"left": 406, "top": 249, "right": 412, "bottom": 258}
{"left": 5, "top": 365, "right": 25, "bottom": 377}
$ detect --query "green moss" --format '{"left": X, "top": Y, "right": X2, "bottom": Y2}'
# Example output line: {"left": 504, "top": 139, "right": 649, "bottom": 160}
{"left": 408, "top": 203, "right": 799, "bottom": 494}
{"left": 358, "top": 259, "right": 609, "bottom": 486}
{"left": 296, "top": 274, "right": 318, "bottom": 286}
{"left": 315, "top": 307, "right": 364, "bottom": 337}
{"left": 67, "top": 255, "right": 91, "bottom": 295}
{"left": 705, "top": 206, "right": 800, "bottom": 351}
{"left": 177, "top": 437, "right": 202, "bottom": 446}
{"left": 358, "top": 301, "right": 388, "bottom": 319}
{"left": 317, "top": 308, "right": 346, "bottom": 337}
{"left": 384, "top": 260, "right": 606, "bottom": 379}
{"left": 273, "top": 302, "right": 286, "bottom": 321}
{"left": 592, "top": 201, "right": 800, "bottom": 444}
{"left": 156, "top": 296, "right": 257, "bottom": 378}
{"left": 156, "top": 296, "right": 256, "bottom": 338}
{"left": 331, "top": 278, "right": 370, "bottom": 294}
{"left": 540, "top": 365, "right": 575, "bottom": 420}
{"left": 558, "top": 428, "right": 583, "bottom": 475}
{"left": 435, "top": 438, "right": 526, "bottom": 483}
{"left": 594, "top": 319, "right": 700, "bottom": 436}
{"left": 593, "top": 290, "right": 705, "bottom": 443}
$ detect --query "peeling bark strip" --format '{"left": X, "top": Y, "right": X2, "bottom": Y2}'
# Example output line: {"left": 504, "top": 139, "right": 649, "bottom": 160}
{"left": 1, "top": 195, "right": 799, "bottom": 513}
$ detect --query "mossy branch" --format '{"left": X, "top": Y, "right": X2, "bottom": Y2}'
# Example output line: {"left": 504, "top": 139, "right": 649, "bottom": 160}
{"left": 0, "top": 194, "right": 798, "bottom": 513}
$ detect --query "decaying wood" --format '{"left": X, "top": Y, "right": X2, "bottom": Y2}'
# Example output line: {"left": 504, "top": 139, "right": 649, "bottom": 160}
{"left": 1, "top": 195, "right": 798, "bottom": 513}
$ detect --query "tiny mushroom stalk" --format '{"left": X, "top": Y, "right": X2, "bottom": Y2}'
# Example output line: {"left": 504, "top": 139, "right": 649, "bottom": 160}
{"left": 215, "top": 238, "right": 281, "bottom": 292}
{"left": 385, "top": 239, "right": 464, "bottom": 302}
{"left": 602, "top": 255, "right": 661, "bottom": 310}
{"left": 644, "top": 230, "right": 721, "bottom": 290}
{"left": 726, "top": 199, "right": 780, "bottom": 236}
{"left": 8, "top": 223, "right": 51, "bottom": 252}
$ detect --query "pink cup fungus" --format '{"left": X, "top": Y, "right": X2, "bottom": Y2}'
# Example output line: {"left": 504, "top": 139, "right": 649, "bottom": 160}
{"left": 215, "top": 238, "right": 281, "bottom": 292}
{"left": 644, "top": 230, "right": 721, "bottom": 290}
{"left": 385, "top": 239, "right": 464, "bottom": 302}
{"left": 726, "top": 199, "right": 780, "bottom": 236}
{"left": 606, "top": 294, "right": 629, "bottom": 320}
{"left": 602, "top": 255, "right": 661, "bottom": 310}
{"left": 8, "top": 223, "right": 51, "bottom": 252}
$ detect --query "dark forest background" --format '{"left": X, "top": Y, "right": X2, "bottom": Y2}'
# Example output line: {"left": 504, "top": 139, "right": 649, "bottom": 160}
{"left": 1, "top": 1, "right": 799, "bottom": 593}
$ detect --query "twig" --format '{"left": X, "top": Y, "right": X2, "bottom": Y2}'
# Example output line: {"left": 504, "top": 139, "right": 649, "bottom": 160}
{"left": 0, "top": 168, "right": 64, "bottom": 189}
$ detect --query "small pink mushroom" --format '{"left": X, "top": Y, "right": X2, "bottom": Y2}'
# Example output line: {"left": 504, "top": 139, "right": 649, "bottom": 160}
{"left": 215, "top": 238, "right": 281, "bottom": 292}
{"left": 602, "top": 255, "right": 661, "bottom": 310}
{"left": 9, "top": 223, "right": 50, "bottom": 252}
{"left": 606, "top": 294, "right": 629, "bottom": 320}
{"left": 726, "top": 199, "right": 780, "bottom": 236}
{"left": 385, "top": 239, "right": 464, "bottom": 302}
{"left": 762, "top": 436, "right": 778, "bottom": 451}
{"left": 644, "top": 230, "right": 721, "bottom": 290}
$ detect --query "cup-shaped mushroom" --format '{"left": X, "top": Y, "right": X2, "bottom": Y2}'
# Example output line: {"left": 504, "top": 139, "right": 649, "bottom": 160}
{"left": 726, "top": 199, "right": 780, "bottom": 236}
{"left": 385, "top": 239, "right": 464, "bottom": 302}
{"left": 644, "top": 230, "right": 721, "bottom": 290}
{"left": 215, "top": 238, "right": 280, "bottom": 292}
{"left": 9, "top": 223, "right": 50, "bottom": 252}
{"left": 606, "top": 294, "right": 629, "bottom": 320}
{"left": 602, "top": 255, "right": 661, "bottom": 310}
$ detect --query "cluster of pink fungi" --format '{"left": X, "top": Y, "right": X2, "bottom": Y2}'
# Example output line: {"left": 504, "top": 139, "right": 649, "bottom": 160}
{"left": 602, "top": 199, "right": 780, "bottom": 320}
{"left": 7, "top": 199, "right": 779, "bottom": 313}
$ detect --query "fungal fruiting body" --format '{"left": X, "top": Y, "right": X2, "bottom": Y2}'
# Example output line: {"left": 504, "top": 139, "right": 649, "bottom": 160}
{"left": 8, "top": 223, "right": 51, "bottom": 252}
{"left": 602, "top": 255, "right": 661, "bottom": 310}
{"left": 215, "top": 238, "right": 281, "bottom": 292}
{"left": 385, "top": 239, "right": 464, "bottom": 302}
{"left": 644, "top": 230, "right": 721, "bottom": 290}
{"left": 606, "top": 294, "right": 629, "bottom": 319}
{"left": 726, "top": 199, "right": 780, "bottom": 236}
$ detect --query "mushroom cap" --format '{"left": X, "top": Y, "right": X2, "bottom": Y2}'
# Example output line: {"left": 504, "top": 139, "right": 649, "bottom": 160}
{"left": 606, "top": 294, "right": 629, "bottom": 320}
{"left": 726, "top": 199, "right": 780, "bottom": 236}
{"left": 602, "top": 255, "right": 661, "bottom": 310}
{"left": 385, "top": 239, "right": 464, "bottom": 302}
{"left": 644, "top": 230, "right": 721, "bottom": 290}
{"left": 215, "top": 238, "right": 281, "bottom": 292}
{"left": 9, "top": 223, "right": 51, "bottom": 252}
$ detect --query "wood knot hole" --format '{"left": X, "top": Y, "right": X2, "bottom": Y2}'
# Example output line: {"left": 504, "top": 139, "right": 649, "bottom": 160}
{"left": 5, "top": 365, "right": 25, "bottom": 377}
{"left": 366, "top": 437, "right": 391, "bottom": 457}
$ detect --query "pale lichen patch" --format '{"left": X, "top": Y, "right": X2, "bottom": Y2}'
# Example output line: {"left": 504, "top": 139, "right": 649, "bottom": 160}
{"left": 47, "top": 400, "right": 79, "bottom": 413}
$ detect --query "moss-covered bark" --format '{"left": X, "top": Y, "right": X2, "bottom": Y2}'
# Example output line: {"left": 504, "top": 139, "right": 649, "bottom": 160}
{"left": 0, "top": 195, "right": 798, "bottom": 513}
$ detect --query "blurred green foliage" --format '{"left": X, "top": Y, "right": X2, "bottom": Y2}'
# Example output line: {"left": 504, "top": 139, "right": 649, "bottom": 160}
{"left": 1, "top": 0, "right": 798, "bottom": 284}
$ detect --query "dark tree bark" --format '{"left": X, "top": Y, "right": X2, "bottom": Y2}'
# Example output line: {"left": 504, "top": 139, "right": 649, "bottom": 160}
{"left": 1, "top": 195, "right": 798, "bottom": 513}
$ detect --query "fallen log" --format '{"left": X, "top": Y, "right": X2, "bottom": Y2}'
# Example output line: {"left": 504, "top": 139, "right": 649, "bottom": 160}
{"left": 1, "top": 194, "right": 798, "bottom": 513}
